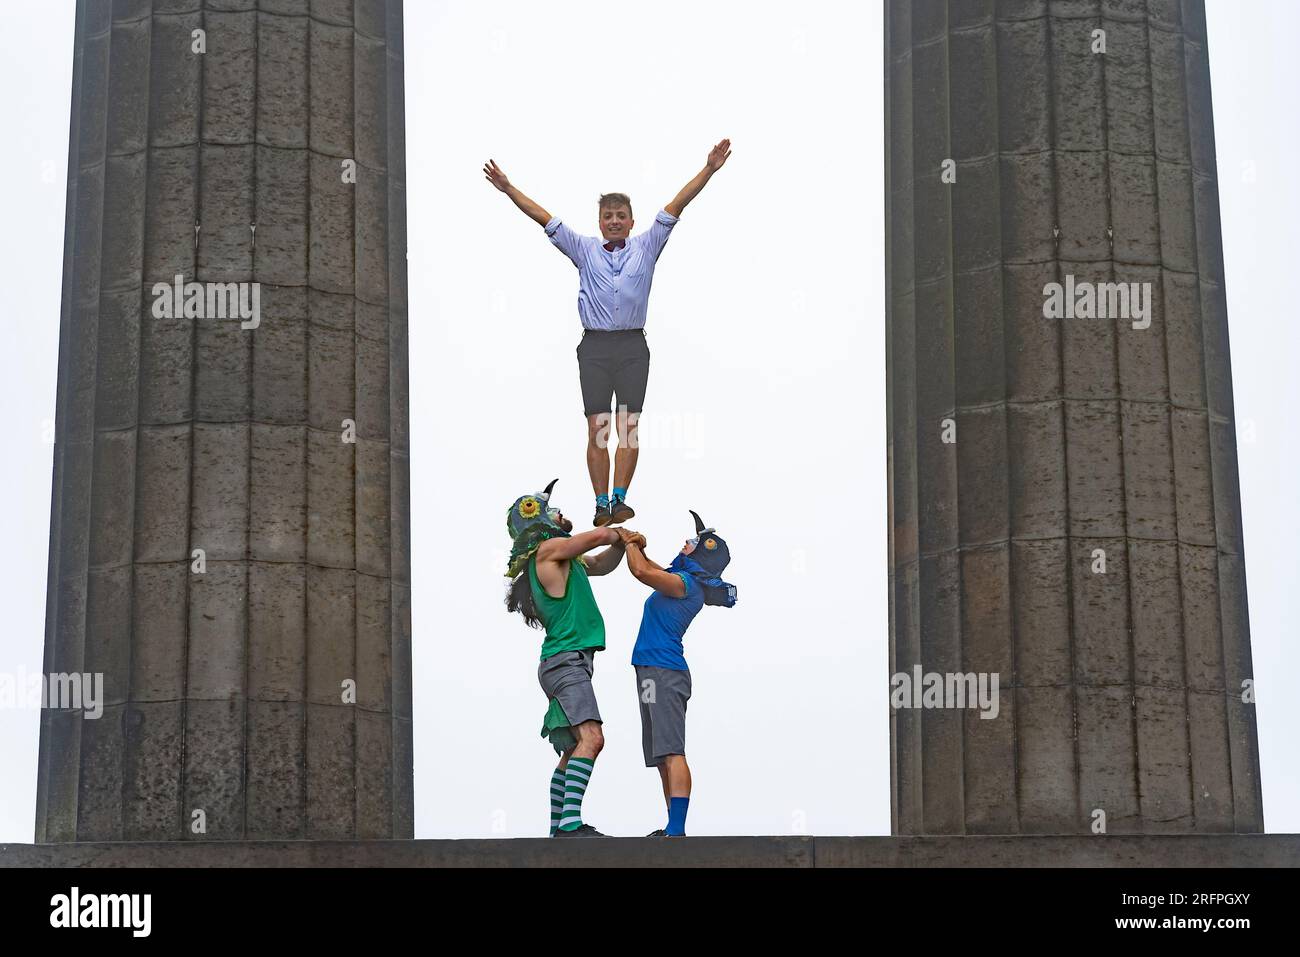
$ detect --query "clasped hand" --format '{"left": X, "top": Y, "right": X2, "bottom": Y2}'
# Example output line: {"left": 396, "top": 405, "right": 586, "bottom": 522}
{"left": 616, "top": 528, "right": 647, "bottom": 549}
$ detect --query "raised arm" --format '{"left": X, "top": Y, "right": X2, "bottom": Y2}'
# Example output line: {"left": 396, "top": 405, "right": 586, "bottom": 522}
{"left": 582, "top": 538, "right": 628, "bottom": 577}
{"left": 537, "top": 527, "right": 620, "bottom": 564}
{"left": 664, "top": 138, "right": 731, "bottom": 218}
{"left": 483, "top": 159, "right": 552, "bottom": 227}
{"left": 623, "top": 538, "right": 687, "bottom": 599}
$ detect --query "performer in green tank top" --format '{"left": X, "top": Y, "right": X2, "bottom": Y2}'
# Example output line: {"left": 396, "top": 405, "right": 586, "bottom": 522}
{"left": 527, "top": 550, "right": 606, "bottom": 660}
{"left": 505, "top": 479, "right": 627, "bottom": 837}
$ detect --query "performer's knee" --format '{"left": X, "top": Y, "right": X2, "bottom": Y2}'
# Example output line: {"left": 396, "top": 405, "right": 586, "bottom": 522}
{"left": 616, "top": 409, "right": 639, "bottom": 445}
{"left": 586, "top": 413, "right": 612, "bottom": 445}
{"left": 577, "top": 720, "right": 605, "bottom": 754}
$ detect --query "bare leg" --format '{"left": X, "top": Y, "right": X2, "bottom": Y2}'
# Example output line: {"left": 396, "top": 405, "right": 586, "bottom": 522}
{"left": 557, "top": 744, "right": 576, "bottom": 773}
{"left": 663, "top": 754, "right": 692, "bottom": 798}
{"left": 572, "top": 720, "right": 604, "bottom": 761}
{"left": 586, "top": 413, "right": 612, "bottom": 499}
{"left": 657, "top": 755, "right": 692, "bottom": 836}
{"left": 612, "top": 408, "right": 640, "bottom": 493}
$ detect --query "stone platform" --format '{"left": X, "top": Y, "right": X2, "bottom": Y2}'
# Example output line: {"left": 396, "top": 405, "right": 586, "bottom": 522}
{"left": 2, "top": 834, "right": 1296, "bottom": 867}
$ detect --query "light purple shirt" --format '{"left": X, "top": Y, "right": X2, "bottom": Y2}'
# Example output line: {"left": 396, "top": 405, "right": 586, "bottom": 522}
{"left": 543, "top": 209, "right": 679, "bottom": 331}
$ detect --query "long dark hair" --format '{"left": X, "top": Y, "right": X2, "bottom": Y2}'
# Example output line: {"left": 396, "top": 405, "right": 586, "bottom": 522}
{"left": 506, "top": 572, "right": 541, "bottom": 629}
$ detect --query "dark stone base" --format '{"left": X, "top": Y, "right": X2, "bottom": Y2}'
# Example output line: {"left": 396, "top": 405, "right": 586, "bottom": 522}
{"left": 2, "top": 834, "right": 1296, "bottom": 867}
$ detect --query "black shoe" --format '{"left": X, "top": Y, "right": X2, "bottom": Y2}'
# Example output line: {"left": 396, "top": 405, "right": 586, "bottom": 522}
{"left": 554, "top": 823, "right": 605, "bottom": 837}
{"left": 645, "top": 828, "right": 667, "bottom": 838}
{"left": 593, "top": 503, "right": 613, "bottom": 527}
{"left": 610, "top": 498, "right": 635, "bottom": 524}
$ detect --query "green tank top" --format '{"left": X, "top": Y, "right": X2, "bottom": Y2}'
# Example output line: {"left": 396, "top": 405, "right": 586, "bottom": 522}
{"left": 529, "top": 555, "right": 606, "bottom": 660}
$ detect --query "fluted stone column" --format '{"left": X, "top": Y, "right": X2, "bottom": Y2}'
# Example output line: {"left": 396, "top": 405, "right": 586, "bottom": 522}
{"left": 886, "top": 0, "right": 1261, "bottom": 834}
{"left": 38, "top": 0, "right": 412, "bottom": 841}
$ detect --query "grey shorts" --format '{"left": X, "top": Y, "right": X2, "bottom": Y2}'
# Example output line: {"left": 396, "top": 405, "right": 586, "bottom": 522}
{"left": 577, "top": 329, "right": 650, "bottom": 416}
{"left": 635, "top": 665, "right": 691, "bottom": 767}
{"left": 539, "top": 649, "right": 602, "bottom": 727}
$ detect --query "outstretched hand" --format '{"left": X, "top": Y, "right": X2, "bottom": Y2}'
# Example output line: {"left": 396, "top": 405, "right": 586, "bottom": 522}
{"left": 706, "top": 138, "right": 731, "bottom": 172}
{"left": 617, "top": 527, "right": 647, "bottom": 549}
{"left": 483, "top": 158, "right": 511, "bottom": 192}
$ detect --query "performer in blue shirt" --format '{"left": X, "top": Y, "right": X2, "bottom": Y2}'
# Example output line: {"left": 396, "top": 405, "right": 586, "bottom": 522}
{"left": 618, "top": 511, "right": 736, "bottom": 837}
{"left": 483, "top": 141, "right": 732, "bottom": 527}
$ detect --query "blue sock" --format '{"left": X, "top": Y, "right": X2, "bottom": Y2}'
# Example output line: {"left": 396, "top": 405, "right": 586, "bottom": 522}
{"left": 666, "top": 797, "right": 689, "bottom": 836}
{"left": 596, "top": 493, "right": 610, "bottom": 508}
{"left": 612, "top": 486, "right": 628, "bottom": 502}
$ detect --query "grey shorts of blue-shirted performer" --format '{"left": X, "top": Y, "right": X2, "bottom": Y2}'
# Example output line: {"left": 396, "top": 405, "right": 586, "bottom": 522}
{"left": 634, "top": 665, "right": 691, "bottom": 767}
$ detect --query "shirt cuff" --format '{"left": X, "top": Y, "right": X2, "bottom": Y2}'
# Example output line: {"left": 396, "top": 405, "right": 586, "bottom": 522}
{"left": 656, "top": 209, "right": 679, "bottom": 225}
{"left": 544, "top": 216, "right": 561, "bottom": 235}
{"left": 676, "top": 572, "right": 691, "bottom": 593}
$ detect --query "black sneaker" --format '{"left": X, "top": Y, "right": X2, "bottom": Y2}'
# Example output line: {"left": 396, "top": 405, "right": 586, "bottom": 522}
{"left": 553, "top": 823, "right": 605, "bottom": 837}
{"left": 593, "top": 503, "right": 613, "bottom": 527}
{"left": 610, "top": 498, "right": 635, "bottom": 524}
{"left": 645, "top": 828, "right": 667, "bottom": 838}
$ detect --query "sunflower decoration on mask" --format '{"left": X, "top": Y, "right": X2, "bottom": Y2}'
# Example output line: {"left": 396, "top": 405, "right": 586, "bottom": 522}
{"left": 704, "top": 537, "right": 718, "bottom": 551}
{"left": 505, "top": 479, "right": 571, "bottom": 578}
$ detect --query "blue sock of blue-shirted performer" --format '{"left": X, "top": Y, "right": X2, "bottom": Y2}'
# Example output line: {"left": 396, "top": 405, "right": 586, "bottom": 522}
{"left": 667, "top": 797, "right": 690, "bottom": 837}
{"left": 616, "top": 510, "right": 738, "bottom": 838}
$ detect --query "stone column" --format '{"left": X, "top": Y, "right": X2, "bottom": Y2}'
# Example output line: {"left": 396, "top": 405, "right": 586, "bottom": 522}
{"left": 886, "top": 0, "right": 1261, "bottom": 834}
{"left": 38, "top": 0, "right": 412, "bottom": 841}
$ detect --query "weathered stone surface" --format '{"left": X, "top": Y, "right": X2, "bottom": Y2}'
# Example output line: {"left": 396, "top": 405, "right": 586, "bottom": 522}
{"left": 39, "top": 0, "right": 411, "bottom": 842}
{"left": 885, "top": 0, "right": 1260, "bottom": 834}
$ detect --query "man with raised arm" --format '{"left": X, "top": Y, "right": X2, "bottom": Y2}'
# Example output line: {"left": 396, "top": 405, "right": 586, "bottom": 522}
{"left": 504, "top": 479, "right": 627, "bottom": 837}
{"left": 483, "top": 141, "right": 733, "bottom": 527}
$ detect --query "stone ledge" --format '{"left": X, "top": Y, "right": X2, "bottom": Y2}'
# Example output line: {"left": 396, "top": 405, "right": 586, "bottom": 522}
{"left": 2, "top": 834, "right": 1296, "bottom": 868}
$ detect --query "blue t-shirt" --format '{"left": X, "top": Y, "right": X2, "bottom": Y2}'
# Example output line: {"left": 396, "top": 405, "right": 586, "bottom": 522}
{"left": 630, "top": 571, "right": 705, "bottom": 671}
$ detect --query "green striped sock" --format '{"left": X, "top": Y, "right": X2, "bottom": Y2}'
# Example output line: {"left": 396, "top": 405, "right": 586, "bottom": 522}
{"left": 557, "top": 757, "right": 595, "bottom": 832}
{"left": 549, "top": 768, "right": 567, "bottom": 836}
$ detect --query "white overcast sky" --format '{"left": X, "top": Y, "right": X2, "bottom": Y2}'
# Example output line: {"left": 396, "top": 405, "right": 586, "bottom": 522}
{"left": 0, "top": 1, "right": 1294, "bottom": 841}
